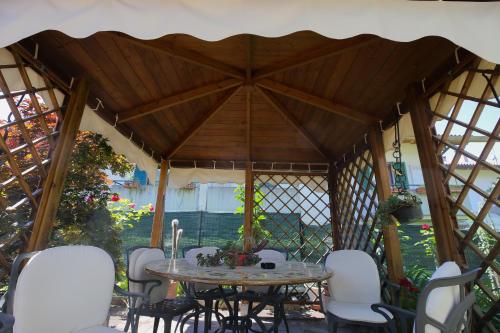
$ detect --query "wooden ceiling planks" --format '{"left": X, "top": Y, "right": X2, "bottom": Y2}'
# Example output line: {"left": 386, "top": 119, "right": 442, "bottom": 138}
{"left": 20, "top": 31, "right": 458, "bottom": 163}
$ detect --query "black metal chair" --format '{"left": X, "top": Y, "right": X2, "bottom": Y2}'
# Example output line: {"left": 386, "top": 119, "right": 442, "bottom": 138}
{"left": 236, "top": 248, "right": 290, "bottom": 333}
{"left": 372, "top": 265, "right": 480, "bottom": 333}
{"left": 125, "top": 246, "right": 199, "bottom": 333}
{"left": 0, "top": 313, "right": 14, "bottom": 333}
{"left": 182, "top": 246, "right": 236, "bottom": 333}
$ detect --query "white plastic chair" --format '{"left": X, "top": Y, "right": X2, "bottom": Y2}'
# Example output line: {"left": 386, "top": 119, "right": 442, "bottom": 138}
{"left": 183, "top": 246, "right": 232, "bottom": 333}
{"left": 324, "top": 250, "right": 392, "bottom": 332}
{"left": 125, "top": 247, "right": 197, "bottom": 333}
{"left": 7, "top": 245, "right": 122, "bottom": 333}
{"left": 372, "top": 262, "right": 479, "bottom": 333}
{"left": 243, "top": 249, "right": 290, "bottom": 333}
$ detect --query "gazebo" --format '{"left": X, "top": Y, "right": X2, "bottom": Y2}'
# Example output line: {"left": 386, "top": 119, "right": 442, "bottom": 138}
{"left": 0, "top": 2, "right": 499, "bottom": 332}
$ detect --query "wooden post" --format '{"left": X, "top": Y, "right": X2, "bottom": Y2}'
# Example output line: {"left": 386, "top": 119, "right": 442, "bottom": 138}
{"left": 328, "top": 166, "right": 341, "bottom": 250}
{"left": 406, "top": 84, "right": 460, "bottom": 264}
{"left": 27, "top": 79, "right": 89, "bottom": 251}
{"left": 243, "top": 163, "right": 254, "bottom": 252}
{"left": 368, "top": 127, "right": 405, "bottom": 282}
{"left": 150, "top": 159, "right": 168, "bottom": 248}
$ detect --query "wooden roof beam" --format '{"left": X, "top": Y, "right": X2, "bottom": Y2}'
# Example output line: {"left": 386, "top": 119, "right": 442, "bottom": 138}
{"left": 111, "top": 33, "right": 245, "bottom": 80}
{"left": 253, "top": 36, "right": 377, "bottom": 80}
{"left": 118, "top": 79, "right": 242, "bottom": 123}
{"left": 165, "top": 87, "right": 242, "bottom": 158}
{"left": 256, "top": 86, "right": 330, "bottom": 160}
{"left": 257, "top": 79, "right": 378, "bottom": 124}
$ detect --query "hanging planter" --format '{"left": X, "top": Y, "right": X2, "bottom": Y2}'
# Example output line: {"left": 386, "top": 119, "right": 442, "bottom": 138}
{"left": 376, "top": 105, "right": 423, "bottom": 225}
{"left": 376, "top": 191, "right": 423, "bottom": 225}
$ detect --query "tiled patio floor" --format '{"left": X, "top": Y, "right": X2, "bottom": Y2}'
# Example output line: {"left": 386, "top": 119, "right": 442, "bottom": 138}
{"left": 109, "top": 306, "right": 359, "bottom": 333}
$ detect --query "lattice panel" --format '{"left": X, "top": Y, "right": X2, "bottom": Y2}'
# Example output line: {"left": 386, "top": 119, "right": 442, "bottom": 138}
{"left": 0, "top": 47, "right": 67, "bottom": 282}
{"left": 334, "top": 149, "right": 387, "bottom": 277}
{"left": 253, "top": 172, "right": 333, "bottom": 303}
{"left": 430, "top": 59, "right": 499, "bottom": 332}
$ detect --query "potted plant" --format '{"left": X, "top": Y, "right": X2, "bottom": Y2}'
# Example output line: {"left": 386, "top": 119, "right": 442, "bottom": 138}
{"left": 376, "top": 191, "right": 423, "bottom": 225}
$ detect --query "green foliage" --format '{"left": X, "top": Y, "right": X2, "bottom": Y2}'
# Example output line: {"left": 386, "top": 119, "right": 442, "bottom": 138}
{"left": 195, "top": 242, "right": 261, "bottom": 269}
{"left": 234, "top": 184, "right": 271, "bottom": 246}
{"left": 50, "top": 132, "right": 153, "bottom": 280}
{"left": 405, "top": 264, "right": 432, "bottom": 291}
{"left": 376, "top": 191, "right": 422, "bottom": 226}
{"left": 414, "top": 224, "right": 437, "bottom": 261}
{"left": 399, "top": 264, "right": 432, "bottom": 310}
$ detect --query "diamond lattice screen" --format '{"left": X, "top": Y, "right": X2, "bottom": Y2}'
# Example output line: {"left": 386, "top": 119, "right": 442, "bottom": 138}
{"left": 253, "top": 172, "right": 333, "bottom": 303}
{"left": 0, "top": 47, "right": 67, "bottom": 281}
{"left": 429, "top": 59, "right": 499, "bottom": 332}
{"left": 334, "top": 149, "right": 387, "bottom": 279}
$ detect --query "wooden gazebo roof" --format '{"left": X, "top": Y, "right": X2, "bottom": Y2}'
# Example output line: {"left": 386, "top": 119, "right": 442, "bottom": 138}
{"left": 22, "top": 31, "right": 459, "bottom": 163}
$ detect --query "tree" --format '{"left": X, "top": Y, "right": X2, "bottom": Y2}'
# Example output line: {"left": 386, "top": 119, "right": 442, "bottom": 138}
{"left": 0, "top": 94, "right": 151, "bottom": 284}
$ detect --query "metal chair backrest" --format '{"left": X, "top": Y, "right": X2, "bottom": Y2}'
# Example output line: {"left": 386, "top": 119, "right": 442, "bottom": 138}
{"left": 3, "top": 251, "right": 39, "bottom": 315}
{"left": 414, "top": 265, "right": 480, "bottom": 333}
{"left": 126, "top": 246, "right": 168, "bottom": 306}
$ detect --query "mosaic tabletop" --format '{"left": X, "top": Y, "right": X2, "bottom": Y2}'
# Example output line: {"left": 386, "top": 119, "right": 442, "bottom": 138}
{"left": 145, "top": 258, "right": 332, "bottom": 286}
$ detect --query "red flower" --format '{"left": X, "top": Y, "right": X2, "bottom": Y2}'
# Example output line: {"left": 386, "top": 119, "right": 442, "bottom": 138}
{"left": 149, "top": 205, "right": 155, "bottom": 212}
{"left": 110, "top": 194, "right": 120, "bottom": 202}
{"left": 129, "top": 203, "right": 136, "bottom": 209}
{"left": 421, "top": 224, "right": 431, "bottom": 231}
{"left": 399, "top": 278, "right": 413, "bottom": 289}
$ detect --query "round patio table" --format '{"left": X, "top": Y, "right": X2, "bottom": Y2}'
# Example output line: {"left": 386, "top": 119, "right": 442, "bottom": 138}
{"left": 145, "top": 258, "right": 332, "bottom": 333}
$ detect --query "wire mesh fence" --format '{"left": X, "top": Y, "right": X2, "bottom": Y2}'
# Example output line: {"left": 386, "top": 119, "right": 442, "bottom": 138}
{"left": 253, "top": 172, "right": 333, "bottom": 303}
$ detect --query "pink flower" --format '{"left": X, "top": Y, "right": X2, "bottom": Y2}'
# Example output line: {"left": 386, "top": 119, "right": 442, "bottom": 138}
{"left": 149, "top": 205, "right": 155, "bottom": 212}
{"left": 110, "top": 194, "right": 120, "bottom": 202}
{"left": 85, "top": 195, "right": 94, "bottom": 204}
{"left": 421, "top": 224, "right": 431, "bottom": 231}
{"left": 129, "top": 203, "right": 136, "bottom": 209}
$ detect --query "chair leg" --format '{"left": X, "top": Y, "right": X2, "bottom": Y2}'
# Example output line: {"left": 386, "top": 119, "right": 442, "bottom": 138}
{"left": 204, "top": 301, "right": 212, "bottom": 333}
{"left": 153, "top": 317, "right": 160, "bottom": 333}
{"left": 280, "top": 302, "right": 289, "bottom": 333}
{"left": 124, "top": 311, "right": 132, "bottom": 332}
{"left": 331, "top": 320, "right": 338, "bottom": 333}
{"left": 194, "top": 311, "right": 199, "bottom": 333}
{"left": 164, "top": 318, "right": 172, "bottom": 333}
{"left": 273, "top": 304, "right": 279, "bottom": 333}
{"left": 133, "top": 315, "right": 140, "bottom": 333}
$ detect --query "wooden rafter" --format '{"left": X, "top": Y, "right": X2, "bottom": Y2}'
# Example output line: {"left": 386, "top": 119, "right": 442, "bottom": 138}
{"left": 256, "top": 86, "right": 328, "bottom": 159}
{"left": 257, "top": 79, "right": 378, "bottom": 124}
{"left": 111, "top": 33, "right": 245, "bottom": 80}
{"left": 253, "top": 36, "right": 377, "bottom": 80}
{"left": 118, "top": 79, "right": 242, "bottom": 123}
{"left": 165, "top": 86, "right": 242, "bottom": 158}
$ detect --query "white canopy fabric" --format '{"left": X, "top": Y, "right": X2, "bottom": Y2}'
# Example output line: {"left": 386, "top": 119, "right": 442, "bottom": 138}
{"left": 79, "top": 108, "right": 158, "bottom": 182}
{"left": 168, "top": 167, "right": 245, "bottom": 188}
{"left": 0, "top": 47, "right": 158, "bottom": 182}
{"left": 1, "top": 1, "right": 500, "bottom": 63}
{"left": 383, "top": 59, "right": 500, "bottom": 151}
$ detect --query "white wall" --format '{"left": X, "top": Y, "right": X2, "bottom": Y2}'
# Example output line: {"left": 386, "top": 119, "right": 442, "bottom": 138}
{"left": 385, "top": 143, "right": 499, "bottom": 231}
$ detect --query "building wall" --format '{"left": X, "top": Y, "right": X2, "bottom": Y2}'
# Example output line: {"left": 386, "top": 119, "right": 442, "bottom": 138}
{"left": 385, "top": 143, "right": 499, "bottom": 230}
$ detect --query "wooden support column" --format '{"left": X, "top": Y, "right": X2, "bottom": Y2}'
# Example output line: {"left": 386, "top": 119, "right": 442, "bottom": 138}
{"left": 151, "top": 159, "right": 169, "bottom": 248}
{"left": 27, "top": 79, "right": 89, "bottom": 251}
{"left": 368, "top": 127, "right": 405, "bottom": 282}
{"left": 328, "top": 166, "right": 341, "bottom": 250}
{"left": 243, "top": 163, "right": 254, "bottom": 252}
{"left": 406, "top": 84, "right": 460, "bottom": 264}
